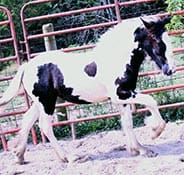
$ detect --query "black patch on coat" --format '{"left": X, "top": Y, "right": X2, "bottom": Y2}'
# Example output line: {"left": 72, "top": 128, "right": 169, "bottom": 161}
{"left": 32, "top": 63, "right": 90, "bottom": 115}
{"left": 84, "top": 61, "right": 97, "bottom": 77}
{"left": 115, "top": 48, "right": 145, "bottom": 100}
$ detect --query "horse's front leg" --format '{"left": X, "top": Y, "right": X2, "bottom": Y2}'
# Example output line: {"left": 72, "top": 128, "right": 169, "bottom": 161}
{"left": 114, "top": 93, "right": 166, "bottom": 140}
{"left": 8, "top": 103, "right": 39, "bottom": 164}
{"left": 118, "top": 104, "right": 157, "bottom": 157}
{"left": 129, "top": 93, "right": 166, "bottom": 139}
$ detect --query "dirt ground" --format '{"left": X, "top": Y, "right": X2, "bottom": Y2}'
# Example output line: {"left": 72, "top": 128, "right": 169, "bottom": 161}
{"left": 0, "top": 121, "right": 184, "bottom": 175}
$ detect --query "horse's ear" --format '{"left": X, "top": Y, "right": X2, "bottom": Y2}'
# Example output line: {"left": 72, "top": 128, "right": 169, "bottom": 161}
{"left": 141, "top": 16, "right": 171, "bottom": 29}
{"left": 161, "top": 16, "right": 171, "bottom": 26}
{"left": 140, "top": 16, "right": 154, "bottom": 29}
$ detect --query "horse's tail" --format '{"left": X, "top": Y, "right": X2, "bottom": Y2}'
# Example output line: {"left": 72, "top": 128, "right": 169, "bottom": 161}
{"left": 0, "top": 63, "right": 26, "bottom": 107}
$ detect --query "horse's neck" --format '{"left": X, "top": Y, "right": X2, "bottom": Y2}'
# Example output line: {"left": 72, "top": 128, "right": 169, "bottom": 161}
{"left": 116, "top": 48, "right": 145, "bottom": 92}
{"left": 88, "top": 18, "right": 143, "bottom": 85}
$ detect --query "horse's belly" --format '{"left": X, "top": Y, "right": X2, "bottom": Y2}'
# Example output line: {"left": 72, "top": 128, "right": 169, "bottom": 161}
{"left": 71, "top": 80, "right": 108, "bottom": 102}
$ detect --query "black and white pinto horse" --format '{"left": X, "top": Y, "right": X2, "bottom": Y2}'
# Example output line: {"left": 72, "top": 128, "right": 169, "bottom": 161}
{"left": 0, "top": 16, "right": 175, "bottom": 164}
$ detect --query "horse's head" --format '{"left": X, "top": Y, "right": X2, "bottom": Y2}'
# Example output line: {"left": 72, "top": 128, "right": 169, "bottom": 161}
{"left": 134, "top": 16, "right": 175, "bottom": 76}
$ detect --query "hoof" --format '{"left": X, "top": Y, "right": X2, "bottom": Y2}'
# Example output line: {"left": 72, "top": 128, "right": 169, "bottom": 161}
{"left": 15, "top": 156, "right": 25, "bottom": 165}
{"left": 57, "top": 153, "right": 69, "bottom": 163}
{"left": 179, "top": 157, "right": 184, "bottom": 162}
{"left": 13, "top": 148, "right": 26, "bottom": 165}
{"left": 61, "top": 157, "right": 69, "bottom": 163}
{"left": 68, "top": 154, "right": 90, "bottom": 163}
{"left": 152, "top": 122, "right": 166, "bottom": 139}
{"left": 141, "top": 149, "right": 158, "bottom": 158}
{"left": 129, "top": 149, "right": 140, "bottom": 156}
{"left": 128, "top": 145, "right": 158, "bottom": 158}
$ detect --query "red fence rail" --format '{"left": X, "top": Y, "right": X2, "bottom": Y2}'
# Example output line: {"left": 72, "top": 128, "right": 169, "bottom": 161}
{"left": 20, "top": 0, "right": 184, "bottom": 59}
{"left": 0, "top": 0, "right": 184, "bottom": 150}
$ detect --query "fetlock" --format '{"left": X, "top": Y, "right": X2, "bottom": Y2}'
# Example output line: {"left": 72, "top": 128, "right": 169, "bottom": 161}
{"left": 13, "top": 145, "right": 26, "bottom": 164}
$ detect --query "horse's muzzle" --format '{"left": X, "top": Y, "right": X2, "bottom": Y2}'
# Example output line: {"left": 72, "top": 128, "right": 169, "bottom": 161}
{"left": 162, "top": 64, "right": 175, "bottom": 76}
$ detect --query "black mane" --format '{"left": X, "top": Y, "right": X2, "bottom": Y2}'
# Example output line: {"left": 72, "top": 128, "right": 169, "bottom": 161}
{"left": 115, "top": 48, "right": 145, "bottom": 100}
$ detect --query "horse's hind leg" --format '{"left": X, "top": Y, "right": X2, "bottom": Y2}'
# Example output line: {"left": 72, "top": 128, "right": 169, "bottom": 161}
{"left": 8, "top": 103, "right": 39, "bottom": 164}
{"left": 119, "top": 104, "right": 157, "bottom": 157}
{"left": 39, "top": 113, "right": 89, "bottom": 163}
{"left": 38, "top": 109, "right": 69, "bottom": 163}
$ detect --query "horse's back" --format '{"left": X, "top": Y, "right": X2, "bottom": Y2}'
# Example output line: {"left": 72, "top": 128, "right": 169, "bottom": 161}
{"left": 22, "top": 50, "right": 109, "bottom": 103}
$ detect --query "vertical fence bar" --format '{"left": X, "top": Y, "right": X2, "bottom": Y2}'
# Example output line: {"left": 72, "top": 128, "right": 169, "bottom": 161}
{"left": 114, "top": 0, "right": 122, "bottom": 23}
{"left": 0, "top": 135, "right": 8, "bottom": 151}
{"left": 0, "top": 6, "right": 39, "bottom": 149}
{"left": 0, "top": 6, "right": 21, "bottom": 151}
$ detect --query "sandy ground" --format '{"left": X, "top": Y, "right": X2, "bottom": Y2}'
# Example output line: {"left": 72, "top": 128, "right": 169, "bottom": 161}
{"left": 0, "top": 122, "right": 184, "bottom": 175}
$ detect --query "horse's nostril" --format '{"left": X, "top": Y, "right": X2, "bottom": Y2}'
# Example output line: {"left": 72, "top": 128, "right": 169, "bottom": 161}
{"left": 166, "top": 69, "right": 172, "bottom": 76}
{"left": 162, "top": 64, "right": 173, "bottom": 76}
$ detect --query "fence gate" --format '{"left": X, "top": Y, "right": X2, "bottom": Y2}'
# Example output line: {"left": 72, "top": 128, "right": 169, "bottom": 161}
{"left": 20, "top": 0, "right": 184, "bottom": 141}
{"left": 0, "top": 6, "right": 38, "bottom": 151}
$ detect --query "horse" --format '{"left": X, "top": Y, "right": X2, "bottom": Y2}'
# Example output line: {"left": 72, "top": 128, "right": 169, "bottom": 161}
{"left": 0, "top": 16, "right": 175, "bottom": 164}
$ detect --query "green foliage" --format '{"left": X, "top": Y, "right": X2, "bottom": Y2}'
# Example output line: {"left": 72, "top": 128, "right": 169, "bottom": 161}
{"left": 120, "top": 0, "right": 167, "bottom": 19}
{"left": 75, "top": 117, "right": 120, "bottom": 138}
{"left": 0, "top": 0, "right": 30, "bottom": 39}
{"left": 161, "top": 107, "right": 184, "bottom": 122}
{"left": 165, "top": 0, "right": 184, "bottom": 57}
{"left": 58, "top": 101, "right": 121, "bottom": 138}
{"left": 53, "top": 125, "right": 71, "bottom": 139}
{"left": 166, "top": 0, "right": 184, "bottom": 12}
{"left": 158, "top": 89, "right": 184, "bottom": 122}
{"left": 167, "top": 15, "right": 184, "bottom": 30}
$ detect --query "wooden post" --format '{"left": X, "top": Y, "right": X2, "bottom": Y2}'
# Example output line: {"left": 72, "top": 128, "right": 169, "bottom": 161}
{"left": 42, "top": 23, "right": 77, "bottom": 140}
{"left": 41, "top": 23, "right": 57, "bottom": 143}
{"left": 42, "top": 23, "right": 57, "bottom": 51}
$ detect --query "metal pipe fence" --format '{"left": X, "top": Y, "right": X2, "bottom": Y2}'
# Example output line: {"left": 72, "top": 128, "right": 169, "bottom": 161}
{"left": 0, "top": 0, "right": 184, "bottom": 150}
